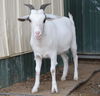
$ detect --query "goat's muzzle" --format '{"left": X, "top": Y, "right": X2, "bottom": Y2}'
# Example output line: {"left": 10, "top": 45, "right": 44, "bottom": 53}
{"left": 35, "top": 31, "right": 42, "bottom": 40}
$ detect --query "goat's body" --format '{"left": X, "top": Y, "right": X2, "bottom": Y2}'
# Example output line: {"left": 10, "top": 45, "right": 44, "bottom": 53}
{"left": 30, "top": 16, "right": 76, "bottom": 59}
{"left": 18, "top": 10, "right": 78, "bottom": 93}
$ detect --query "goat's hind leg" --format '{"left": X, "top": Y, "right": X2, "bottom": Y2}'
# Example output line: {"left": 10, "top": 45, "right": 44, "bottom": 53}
{"left": 71, "top": 45, "right": 78, "bottom": 80}
{"left": 61, "top": 53, "right": 69, "bottom": 81}
{"left": 50, "top": 55, "right": 58, "bottom": 93}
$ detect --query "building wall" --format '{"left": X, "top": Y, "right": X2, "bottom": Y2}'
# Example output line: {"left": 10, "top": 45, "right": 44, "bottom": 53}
{"left": 0, "top": 0, "right": 64, "bottom": 59}
{"left": 64, "top": 0, "right": 100, "bottom": 56}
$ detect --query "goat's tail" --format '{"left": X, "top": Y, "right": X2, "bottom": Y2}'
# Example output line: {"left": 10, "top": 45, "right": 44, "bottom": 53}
{"left": 68, "top": 12, "right": 74, "bottom": 25}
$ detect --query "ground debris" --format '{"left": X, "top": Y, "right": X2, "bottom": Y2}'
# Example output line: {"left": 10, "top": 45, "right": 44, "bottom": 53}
{"left": 0, "top": 61, "right": 100, "bottom": 96}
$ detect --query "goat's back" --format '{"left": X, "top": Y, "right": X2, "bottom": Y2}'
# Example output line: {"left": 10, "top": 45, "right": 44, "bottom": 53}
{"left": 44, "top": 17, "right": 75, "bottom": 54}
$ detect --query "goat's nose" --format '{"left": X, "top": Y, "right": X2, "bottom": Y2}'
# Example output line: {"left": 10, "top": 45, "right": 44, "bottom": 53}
{"left": 35, "top": 31, "right": 41, "bottom": 35}
{"left": 35, "top": 31, "right": 41, "bottom": 40}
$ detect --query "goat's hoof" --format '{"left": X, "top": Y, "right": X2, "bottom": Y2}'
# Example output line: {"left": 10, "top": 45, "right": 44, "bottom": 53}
{"left": 74, "top": 76, "right": 78, "bottom": 81}
{"left": 61, "top": 76, "right": 66, "bottom": 81}
{"left": 51, "top": 86, "right": 58, "bottom": 93}
{"left": 51, "top": 89, "right": 58, "bottom": 93}
{"left": 31, "top": 88, "right": 38, "bottom": 93}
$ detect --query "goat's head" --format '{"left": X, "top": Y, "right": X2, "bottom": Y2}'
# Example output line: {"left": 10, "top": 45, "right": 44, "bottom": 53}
{"left": 18, "top": 3, "right": 51, "bottom": 40}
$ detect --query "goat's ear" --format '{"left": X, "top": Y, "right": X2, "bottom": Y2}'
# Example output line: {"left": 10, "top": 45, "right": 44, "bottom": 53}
{"left": 18, "top": 15, "right": 31, "bottom": 22}
{"left": 46, "top": 14, "right": 60, "bottom": 21}
{"left": 46, "top": 17, "right": 54, "bottom": 21}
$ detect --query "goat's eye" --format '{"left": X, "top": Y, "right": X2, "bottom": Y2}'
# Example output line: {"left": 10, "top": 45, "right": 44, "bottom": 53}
{"left": 43, "top": 18, "right": 46, "bottom": 23}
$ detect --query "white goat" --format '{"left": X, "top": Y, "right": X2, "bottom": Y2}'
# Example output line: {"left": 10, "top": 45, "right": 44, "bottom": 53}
{"left": 18, "top": 3, "right": 78, "bottom": 93}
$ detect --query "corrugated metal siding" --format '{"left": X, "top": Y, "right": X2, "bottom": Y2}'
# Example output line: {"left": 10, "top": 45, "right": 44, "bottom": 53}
{"left": 82, "top": 0, "right": 100, "bottom": 54}
{"left": 0, "top": 0, "right": 9, "bottom": 57}
{"left": 64, "top": 0, "right": 100, "bottom": 55}
{"left": 0, "top": 53, "right": 35, "bottom": 88}
{"left": 0, "top": 0, "right": 64, "bottom": 59}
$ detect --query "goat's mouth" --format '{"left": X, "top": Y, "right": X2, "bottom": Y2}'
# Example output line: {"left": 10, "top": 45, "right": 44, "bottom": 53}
{"left": 35, "top": 35, "right": 42, "bottom": 40}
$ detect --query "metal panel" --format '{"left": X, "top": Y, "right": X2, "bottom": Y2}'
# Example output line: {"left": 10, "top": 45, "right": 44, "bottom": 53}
{"left": 0, "top": 53, "right": 35, "bottom": 88}
{"left": 64, "top": 0, "right": 100, "bottom": 54}
{"left": 0, "top": 0, "right": 9, "bottom": 57}
{"left": 0, "top": 0, "right": 64, "bottom": 59}
{"left": 5, "top": 0, "right": 21, "bottom": 55}
{"left": 82, "top": 0, "right": 100, "bottom": 54}
{"left": 64, "top": 0, "right": 83, "bottom": 53}
{"left": 31, "top": 0, "right": 42, "bottom": 9}
{"left": 17, "top": 0, "right": 31, "bottom": 53}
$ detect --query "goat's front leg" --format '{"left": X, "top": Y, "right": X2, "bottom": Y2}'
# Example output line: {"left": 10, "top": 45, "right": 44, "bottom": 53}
{"left": 32, "top": 57, "right": 42, "bottom": 93}
{"left": 50, "top": 56, "right": 58, "bottom": 93}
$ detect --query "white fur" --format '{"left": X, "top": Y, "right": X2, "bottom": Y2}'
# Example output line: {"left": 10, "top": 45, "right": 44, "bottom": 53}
{"left": 18, "top": 10, "right": 78, "bottom": 93}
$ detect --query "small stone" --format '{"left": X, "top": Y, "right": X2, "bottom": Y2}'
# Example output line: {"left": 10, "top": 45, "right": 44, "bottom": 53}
{"left": 98, "top": 85, "right": 100, "bottom": 88}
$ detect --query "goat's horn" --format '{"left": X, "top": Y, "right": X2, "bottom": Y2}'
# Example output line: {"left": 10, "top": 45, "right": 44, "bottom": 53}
{"left": 40, "top": 3, "right": 51, "bottom": 10}
{"left": 24, "top": 4, "right": 35, "bottom": 10}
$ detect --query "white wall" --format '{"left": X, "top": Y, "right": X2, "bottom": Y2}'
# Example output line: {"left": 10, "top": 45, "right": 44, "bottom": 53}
{"left": 0, "top": 0, "right": 64, "bottom": 59}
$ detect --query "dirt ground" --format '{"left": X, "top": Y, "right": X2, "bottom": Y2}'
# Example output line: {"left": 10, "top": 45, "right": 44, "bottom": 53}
{"left": 0, "top": 60, "right": 100, "bottom": 96}
{"left": 70, "top": 72, "right": 100, "bottom": 96}
{"left": 70, "top": 60, "right": 100, "bottom": 96}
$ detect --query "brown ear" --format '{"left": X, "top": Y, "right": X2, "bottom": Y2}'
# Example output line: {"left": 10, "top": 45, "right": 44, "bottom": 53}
{"left": 18, "top": 15, "right": 30, "bottom": 22}
{"left": 18, "top": 18, "right": 26, "bottom": 22}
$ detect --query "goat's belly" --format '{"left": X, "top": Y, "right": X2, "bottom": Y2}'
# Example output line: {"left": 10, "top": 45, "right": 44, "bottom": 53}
{"left": 57, "top": 46, "right": 70, "bottom": 55}
{"left": 57, "top": 40, "right": 71, "bottom": 54}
